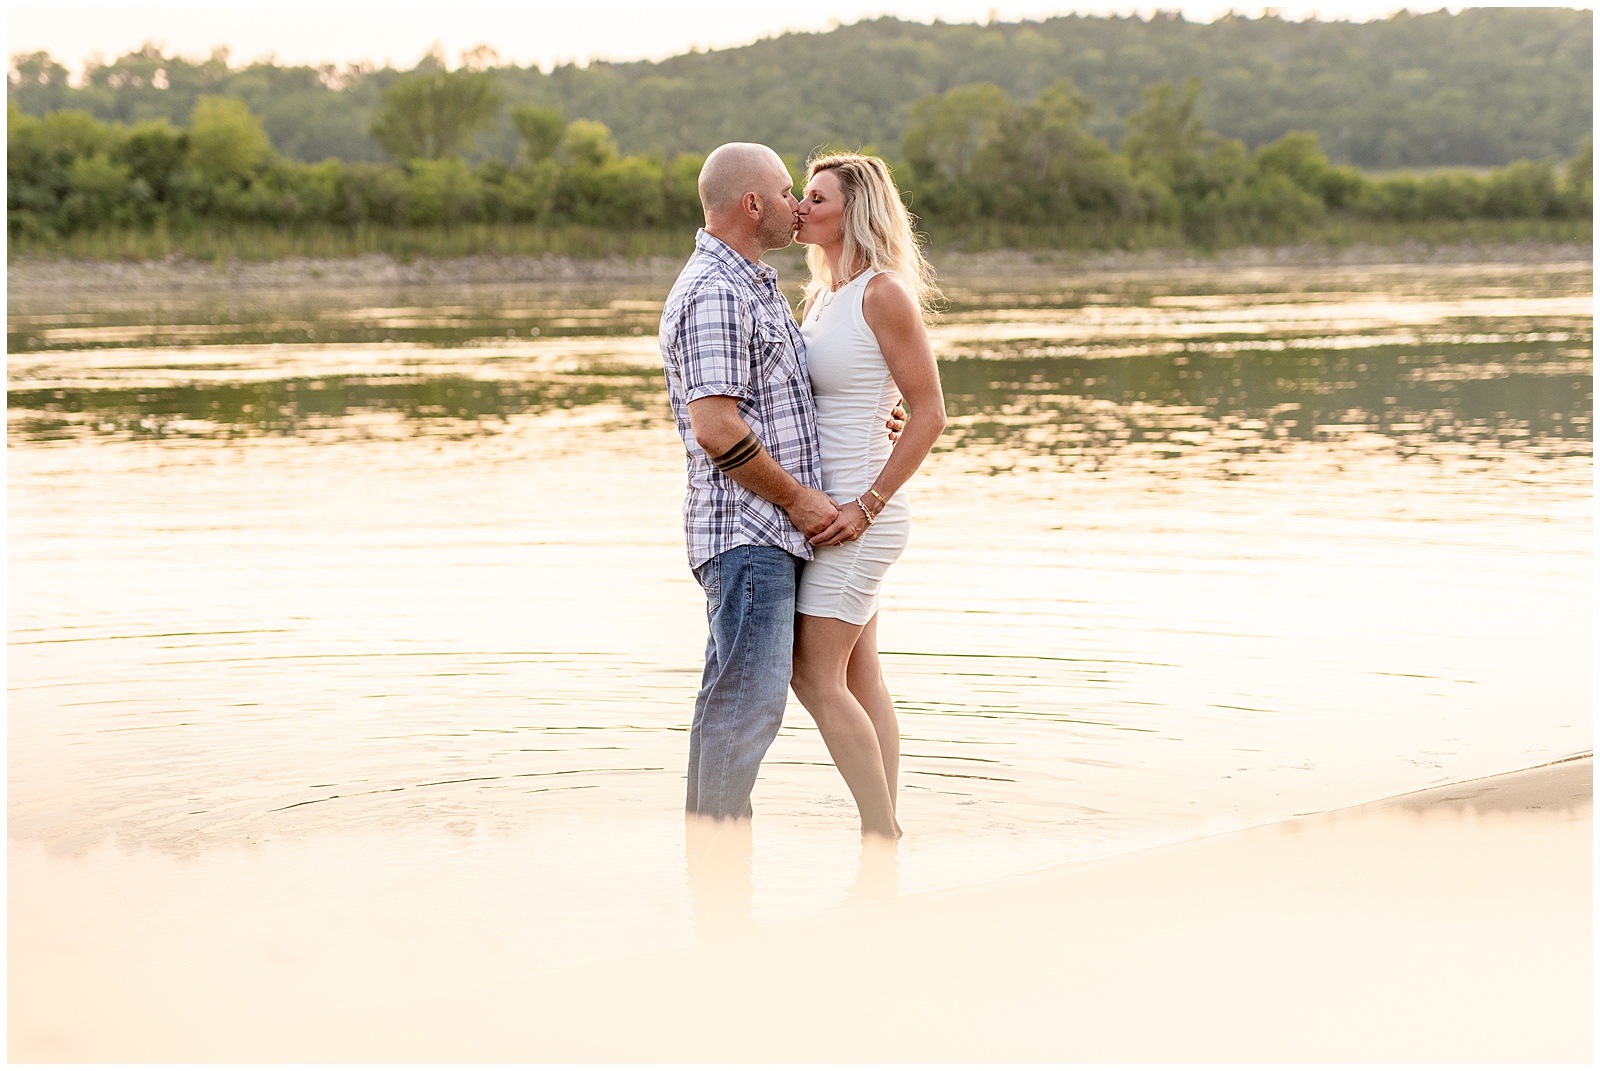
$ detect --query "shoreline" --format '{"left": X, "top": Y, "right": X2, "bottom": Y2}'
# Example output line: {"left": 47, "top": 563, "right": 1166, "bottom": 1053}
{"left": 14, "top": 754, "right": 1588, "bottom": 1062}
{"left": 1323, "top": 750, "right": 1593, "bottom": 816}
{"left": 8, "top": 236, "right": 1592, "bottom": 297}
{"left": 340, "top": 753, "right": 1593, "bottom": 1063}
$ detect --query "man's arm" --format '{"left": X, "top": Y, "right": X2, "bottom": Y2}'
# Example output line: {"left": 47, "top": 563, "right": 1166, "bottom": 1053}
{"left": 687, "top": 395, "right": 837, "bottom": 538}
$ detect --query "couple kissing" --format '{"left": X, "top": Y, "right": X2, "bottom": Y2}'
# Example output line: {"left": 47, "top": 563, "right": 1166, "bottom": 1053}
{"left": 660, "top": 142, "right": 946, "bottom": 851}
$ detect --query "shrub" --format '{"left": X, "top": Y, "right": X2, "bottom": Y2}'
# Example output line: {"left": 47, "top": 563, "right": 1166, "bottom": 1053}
{"left": 404, "top": 156, "right": 482, "bottom": 226}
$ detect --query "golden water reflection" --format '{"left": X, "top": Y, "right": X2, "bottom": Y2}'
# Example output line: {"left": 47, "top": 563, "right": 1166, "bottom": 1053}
{"left": 8, "top": 256, "right": 1592, "bottom": 920}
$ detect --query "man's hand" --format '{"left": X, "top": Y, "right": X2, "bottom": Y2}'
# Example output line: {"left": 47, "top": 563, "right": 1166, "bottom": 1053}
{"left": 886, "top": 398, "right": 906, "bottom": 442}
{"left": 785, "top": 485, "right": 839, "bottom": 539}
{"left": 689, "top": 395, "right": 832, "bottom": 540}
{"left": 810, "top": 499, "right": 871, "bottom": 546}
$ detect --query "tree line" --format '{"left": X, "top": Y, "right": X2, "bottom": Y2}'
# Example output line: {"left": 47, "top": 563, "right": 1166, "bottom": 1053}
{"left": 900, "top": 78, "right": 1591, "bottom": 244}
{"left": 8, "top": 7, "right": 1592, "bottom": 170}
{"left": 9, "top": 62, "right": 1590, "bottom": 252}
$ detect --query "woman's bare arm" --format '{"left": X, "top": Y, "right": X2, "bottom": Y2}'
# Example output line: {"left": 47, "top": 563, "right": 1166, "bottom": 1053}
{"left": 809, "top": 271, "right": 946, "bottom": 545}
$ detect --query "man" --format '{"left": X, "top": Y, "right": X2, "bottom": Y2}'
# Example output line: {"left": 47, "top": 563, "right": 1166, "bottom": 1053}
{"left": 659, "top": 142, "right": 836, "bottom": 836}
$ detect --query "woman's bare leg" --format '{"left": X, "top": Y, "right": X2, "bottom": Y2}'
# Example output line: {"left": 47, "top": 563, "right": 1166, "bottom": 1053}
{"left": 792, "top": 613, "right": 900, "bottom": 838}
{"left": 845, "top": 614, "right": 900, "bottom": 810}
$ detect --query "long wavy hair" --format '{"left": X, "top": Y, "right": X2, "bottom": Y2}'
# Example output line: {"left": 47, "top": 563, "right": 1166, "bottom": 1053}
{"left": 802, "top": 152, "right": 941, "bottom": 319}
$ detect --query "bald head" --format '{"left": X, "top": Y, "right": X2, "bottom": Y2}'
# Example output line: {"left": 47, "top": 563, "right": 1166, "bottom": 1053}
{"left": 697, "top": 142, "right": 799, "bottom": 257}
{"left": 699, "top": 142, "right": 790, "bottom": 217}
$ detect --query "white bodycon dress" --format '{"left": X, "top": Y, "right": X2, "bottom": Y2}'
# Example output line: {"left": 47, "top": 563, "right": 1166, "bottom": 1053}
{"left": 795, "top": 270, "right": 911, "bottom": 626}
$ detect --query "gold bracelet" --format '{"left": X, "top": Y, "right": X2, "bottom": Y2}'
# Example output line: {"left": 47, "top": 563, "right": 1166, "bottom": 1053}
{"left": 866, "top": 488, "right": 887, "bottom": 512}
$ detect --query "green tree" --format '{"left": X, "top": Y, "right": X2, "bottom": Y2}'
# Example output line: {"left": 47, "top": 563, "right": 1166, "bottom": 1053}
{"left": 7, "top": 107, "right": 125, "bottom": 235}
{"left": 10, "top": 12, "right": 1593, "bottom": 169}
{"left": 560, "top": 119, "right": 619, "bottom": 168}
{"left": 1562, "top": 138, "right": 1592, "bottom": 215}
{"left": 1123, "top": 78, "right": 1261, "bottom": 239}
{"left": 499, "top": 160, "right": 560, "bottom": 222}
{"left": 8, "top": 51, "right": 73, "bottom": 113}
{"left": 38, "top": 108, "right": 116, "bottom": 159}
{"left": 1252, "top": 131, "right": 1363, "bottom": 208}
{"left": 902, "top": 79, "right": 1140, "bottom": 223}
{"left": 902, "top": 82, "right": 1011, "bottom": 184}
{"left": 7, "top": 103, "right": 57, "bottom": 235}
{"left": 510, "top": 103, "right": 565, "bottom": 163}
{"left": 370, "top": 52, "right": 504, "bottom": 161}
{"left": 663, "top": 151, "right": 706, "bottom": 223}
{"left": 404, "top": 156, "right": 483, "bottom": 224}
{"left": 982, "top": 79, "right": 1136, "bottom": 219}
{"left": 187, "top": 96, "right": 272, "bottom": 182}
{"left": 552, "top": 120, "right": 661, "bottom": 226}
{"left": 113, "top": 119, "right": 188, "bottom": 222}
{"left": 1121, "top": 78, "right": 1209, "bottom": 190}
{"left": 1481, "top": 159, "right": 1561, "bottom": 218}
{"left": 62, "top": 153, "right": 134, "bottom": 229}
{"left": 338, "top": 162, "right": 410, "bottom": 226}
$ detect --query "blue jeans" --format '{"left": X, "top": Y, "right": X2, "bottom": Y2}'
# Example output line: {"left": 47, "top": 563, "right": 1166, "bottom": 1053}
{"left": 686, "top": 544, "right": 802, "bottom": 820}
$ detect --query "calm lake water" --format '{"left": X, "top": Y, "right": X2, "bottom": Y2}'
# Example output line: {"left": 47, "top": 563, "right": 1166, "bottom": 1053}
{"left": 7, "top": 252, "right": 1593, "bottom": 998}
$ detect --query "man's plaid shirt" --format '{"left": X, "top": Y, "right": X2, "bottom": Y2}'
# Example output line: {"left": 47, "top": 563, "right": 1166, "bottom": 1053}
{"left": 660, "top": 230, "right": 822, "bottom": 568}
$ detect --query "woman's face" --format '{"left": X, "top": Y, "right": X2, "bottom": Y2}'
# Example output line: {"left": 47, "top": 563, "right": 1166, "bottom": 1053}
{"left": 795, "top": 169, "right": 845, "bottom": 247}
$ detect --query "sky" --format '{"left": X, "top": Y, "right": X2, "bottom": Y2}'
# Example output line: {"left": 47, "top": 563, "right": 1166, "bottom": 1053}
{"left": 7, "top": 0, "right": 1592, "bottom": 78}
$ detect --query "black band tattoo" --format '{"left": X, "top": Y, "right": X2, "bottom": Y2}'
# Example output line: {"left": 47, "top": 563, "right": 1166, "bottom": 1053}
{"left": 711, "top": 432, "right": 762, "bottom": 473}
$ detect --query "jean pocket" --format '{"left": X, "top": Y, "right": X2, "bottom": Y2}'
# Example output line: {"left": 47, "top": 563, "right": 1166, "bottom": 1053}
{"left": 694, "top": 555, "right": 720, "bottom": 600}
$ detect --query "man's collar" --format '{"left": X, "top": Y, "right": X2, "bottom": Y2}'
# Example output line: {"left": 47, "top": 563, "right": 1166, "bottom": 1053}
{"left": 696, "top": 229, "right": 777, "bottom": 289}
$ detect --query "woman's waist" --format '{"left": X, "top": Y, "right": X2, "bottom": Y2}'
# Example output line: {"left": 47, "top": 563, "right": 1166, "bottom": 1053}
{"left": 818, "top": 444, "right": 892, "bottom": 480}
{"left": 815, "top": 407, "right": 896, "bottom": 446}
{"left": 819, "top": 458, "right": 903, "bottom": 498}
{"left": 811, "top": 388, "right": 896, "bottom": 421}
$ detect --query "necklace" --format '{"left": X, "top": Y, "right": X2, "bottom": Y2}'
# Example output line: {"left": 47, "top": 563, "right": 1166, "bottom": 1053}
{"left": 815, "top": 267, "right": 868, "bottom": 316}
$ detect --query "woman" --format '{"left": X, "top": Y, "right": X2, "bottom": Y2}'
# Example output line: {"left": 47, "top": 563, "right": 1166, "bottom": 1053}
{"left": 790, "top": 153, "right": 946, "bottom": 840}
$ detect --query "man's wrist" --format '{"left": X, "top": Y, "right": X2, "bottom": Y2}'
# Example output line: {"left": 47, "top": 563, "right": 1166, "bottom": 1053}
{"left": 774, "top": 478, "right": 806, "bottom": 513}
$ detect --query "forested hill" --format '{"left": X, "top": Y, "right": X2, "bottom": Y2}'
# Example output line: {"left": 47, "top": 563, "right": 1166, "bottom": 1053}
{"left": 9, "top": 7, "right": 1592, "bottom": 169}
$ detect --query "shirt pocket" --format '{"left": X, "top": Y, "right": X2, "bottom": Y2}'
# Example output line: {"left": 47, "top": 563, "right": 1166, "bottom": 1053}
{"left": 754, "top": 318, "right": 801, "bottom": 387}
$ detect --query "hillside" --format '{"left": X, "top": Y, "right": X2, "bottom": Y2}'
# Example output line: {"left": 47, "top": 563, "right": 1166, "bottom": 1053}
{"left": 9, "top": 8, "right": 1592, "bottom": 169}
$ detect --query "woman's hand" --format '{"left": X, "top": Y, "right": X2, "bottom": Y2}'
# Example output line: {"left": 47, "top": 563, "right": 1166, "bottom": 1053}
{"left": 809, "top": 499, "right": 874, "bottom": 546}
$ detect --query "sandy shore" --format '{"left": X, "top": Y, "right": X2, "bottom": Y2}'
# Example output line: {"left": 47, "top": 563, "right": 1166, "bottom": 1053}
{"left": 328, "top": 756, "right": 1593, "bottom": 1064}
{"left": 8, "top": 238, "right": 1591, "bottom": 296}
{"left": 14, "top": 756, "right": 1587, "bottom": 1062}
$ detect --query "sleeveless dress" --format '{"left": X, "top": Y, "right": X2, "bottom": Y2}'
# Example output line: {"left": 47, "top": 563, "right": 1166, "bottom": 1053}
{"left": 795, "top": 270, "right": 912, "bottom": 625}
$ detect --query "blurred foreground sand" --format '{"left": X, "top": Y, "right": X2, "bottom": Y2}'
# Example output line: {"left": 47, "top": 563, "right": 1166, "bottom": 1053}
{"left": 13, "top": 756, "right": 1587, "bottom": 1062}
{"left": 335, "top": 756, "right": 1593, "bottom": 1063}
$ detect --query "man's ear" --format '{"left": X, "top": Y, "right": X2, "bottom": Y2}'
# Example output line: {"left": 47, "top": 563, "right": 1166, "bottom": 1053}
{"left": 743, "top": 192, "right": 761, "bottom": 219}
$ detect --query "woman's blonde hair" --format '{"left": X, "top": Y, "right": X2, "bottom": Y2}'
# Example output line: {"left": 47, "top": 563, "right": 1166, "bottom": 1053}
{"left": 802, "top": 152, "right": 941, "bottom": 318}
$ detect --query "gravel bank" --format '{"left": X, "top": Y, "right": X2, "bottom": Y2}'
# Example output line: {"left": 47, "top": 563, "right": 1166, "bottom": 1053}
{"left": 8, "top": 239, "right": 1590, "bottom": 298}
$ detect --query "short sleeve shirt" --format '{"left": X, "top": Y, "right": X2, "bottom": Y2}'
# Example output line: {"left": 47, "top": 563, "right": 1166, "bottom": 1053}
{"left": 660, "top": 230, "right": 822, "bottom": 568}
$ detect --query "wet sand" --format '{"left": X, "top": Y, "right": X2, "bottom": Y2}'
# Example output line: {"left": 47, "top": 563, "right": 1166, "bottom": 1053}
{"left": 12, "top": 756, "right": 1589, "bottom": 1062}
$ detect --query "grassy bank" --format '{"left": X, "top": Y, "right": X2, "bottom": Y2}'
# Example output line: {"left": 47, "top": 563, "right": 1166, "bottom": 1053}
{"left": 7, "top": 223, "right": 697, "bottom": 264}
{"left": 7, "top": 217, "right": 1590, "bottom": 265}
{"left": 933, "top": 216, "right": 1593, "bottom": 254}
